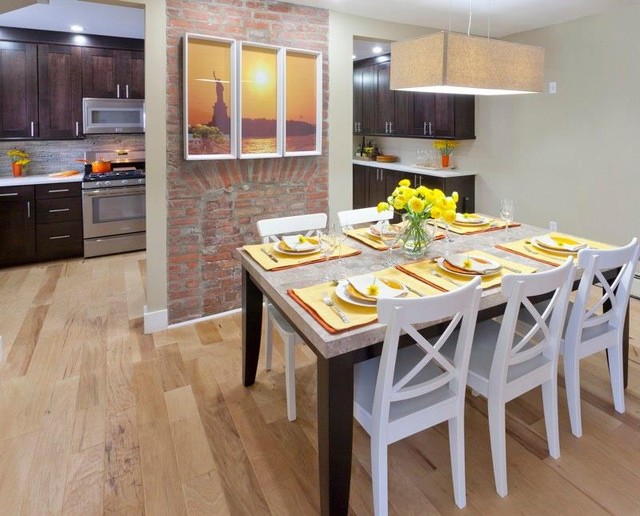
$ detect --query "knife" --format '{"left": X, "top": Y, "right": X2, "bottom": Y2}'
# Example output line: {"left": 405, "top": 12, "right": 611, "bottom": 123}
{"left": 261, "top": 247, "right": 279, "bottom": 262}
{"left": 405, "top": 285, "right": 426, "bottom": 297}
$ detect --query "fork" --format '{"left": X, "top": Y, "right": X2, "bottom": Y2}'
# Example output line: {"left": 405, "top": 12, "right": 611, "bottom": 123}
{"left": 431, "top": 270, "right": 464, "bottom": 288}
{"left": 321, "top": 291, "right": 350, "bottom": 323}
{"left": 524, "top": 244, "right": 563, "bottom": 263}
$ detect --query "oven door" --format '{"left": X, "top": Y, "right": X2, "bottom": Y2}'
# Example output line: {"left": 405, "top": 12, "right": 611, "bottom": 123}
{"left": 83, "top": 185, "right": 146, "bottom": 239}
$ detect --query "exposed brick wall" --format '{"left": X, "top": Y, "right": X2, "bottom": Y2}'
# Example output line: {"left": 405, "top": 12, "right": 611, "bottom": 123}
{"left": 166, "top": 0, "right": 329, "bottom": 323}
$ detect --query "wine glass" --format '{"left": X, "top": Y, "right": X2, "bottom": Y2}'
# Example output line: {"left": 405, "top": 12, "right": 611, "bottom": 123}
{"left": 333, "top": 221, "right": 349, "bottom": 279}
{"left": 318, "top": 230, "right": 338, "bottom": 282}
{"left": 377, "top": 221, "right": 402, "bottom": 267}
{"left": 500, "top": 199, "right": 515, "bottom": 236}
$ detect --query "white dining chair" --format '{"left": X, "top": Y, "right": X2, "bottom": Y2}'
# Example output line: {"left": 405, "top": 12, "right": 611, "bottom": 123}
{"left": 442, "top": 258, "right": 574, "bottom": 498}
{"left": 337, "top": 206, "right": 394, "bottom": 227}
{"left": 354, "top": 278, "right": 482, "bottom": 513}
{"left": 562, "top": 238, "right": 639, "bottom": 437}
{"left": 256, "top": 212, "right": 328, "bottom": 421}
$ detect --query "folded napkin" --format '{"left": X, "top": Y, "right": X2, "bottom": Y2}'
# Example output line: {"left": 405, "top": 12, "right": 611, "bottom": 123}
{"left": 440, "top": 214, "right": 520, "bottom": 235}
{"left": 496, "top": 234, "right": 613, "bottom": 267}
{"left": 243, "top": 242, "right": 361, "bottom": 271}
{"left": 348, "top": 273, "right": 406, "bottom": 300}
{"left": 454, "top": 213, "right": 487, "bottom": 224}
{"left": 444, "top": 253, "right": 501, "bottom": 275}
{"left": 280, "top": 235, "right": 320, "bottom": 252}
{"left": 288, "top": 268, "right": 443, "bottom": 333}
{"left": 534, "top": 233, "right": 587, "bottom": 252}
{"left": 397, "top": 250, "right": 536, "bottom": 292}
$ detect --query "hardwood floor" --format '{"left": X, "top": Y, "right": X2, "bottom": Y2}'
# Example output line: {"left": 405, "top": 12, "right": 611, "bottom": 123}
{"left": 1, "top": 252, "right": 639, "bottom": 515}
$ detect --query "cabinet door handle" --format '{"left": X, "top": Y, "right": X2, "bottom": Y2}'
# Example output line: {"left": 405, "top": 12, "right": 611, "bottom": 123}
{"left": 117, "top": 84, "right": 121, "bottom": 98}
{"left": 423, "top": 122, "right": 427, "bottom": 135}
{"left": 76, "top": 121, "right": 79, "bottom": 136}
{"left": 354, "top": 122, "right": 357, "bottom": 132}
{"left": 380, "top": 169, "right": 384, "bottom": 181}
{"left": 126, "top": 84, "right": 130, "bottom": 99}
{"left": 49, "top": 235, "right": 71, "bottom": 240}
{"left": 27, "top": 201, "right": 31, "bottom": 218}
{"left": 389, "top": 122, "right": 393, "bottom": 133}
{"left": 48, "top": 189, "right": 69, "bottom": 193}
{"left": 49, "top": 208, "right": 70, "bottom": 213}
{"left": 428, "top": 122, "right": 433, "bottom": 135}
{"left": 0, "top": 192, "right": 18, "bottom": 197}
{"left": 31, "top": 121, "right": 35, "bottom": 137}
{"left": 384, "top": 121, "right": 388, "bottom": 134}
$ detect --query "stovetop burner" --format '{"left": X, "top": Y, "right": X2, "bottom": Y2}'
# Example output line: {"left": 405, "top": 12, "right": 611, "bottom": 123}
{"left": 81, "top": 149, "right": 146, "bottom": 189}
{"left": 83, "top": 168, "right": 145, "bottom": 181}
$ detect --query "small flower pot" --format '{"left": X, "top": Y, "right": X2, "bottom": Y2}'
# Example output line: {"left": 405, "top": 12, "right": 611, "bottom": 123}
{"left": 12, "top": 163, "right": 22, "bottom": 177}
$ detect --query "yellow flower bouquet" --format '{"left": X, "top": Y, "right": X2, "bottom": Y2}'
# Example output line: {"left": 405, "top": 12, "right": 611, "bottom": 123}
{"left": 7, "top": 148, "right": 31, "bottom": 166}
{"left": 377, "top": 178, "right": 458, "bottom": 256}
{"left": 432, "top": 140, "right": 458, "bottom": 156}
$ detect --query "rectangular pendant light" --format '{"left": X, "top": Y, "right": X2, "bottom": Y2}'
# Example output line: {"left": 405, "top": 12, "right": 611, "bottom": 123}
{"left": 390, "top": 31, "right": 545, "bottom": 95}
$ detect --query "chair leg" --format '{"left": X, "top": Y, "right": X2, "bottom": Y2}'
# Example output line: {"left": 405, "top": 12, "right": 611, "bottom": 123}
{"left": 541, "top": 379, "right": 560, "bottom": 459}
{"left": 284, "top": 334, "right": 297, "bottom": 421}
{"left": 488, "top": 399, "right": 508, "bottom": 497}
{"left": 265, "top": 311, "right": 273, "bottom": 371}
{"left": 448, "top": 414, "right": 467, "bottom": 509}
{"left": 607, "top": 341, "right": 626, "bottom": 413}
{"left": 564, "top": 349, "right": 583, "bottom": 438}
{"left": 371, "top": 434, "right": 389, "bottom": 516}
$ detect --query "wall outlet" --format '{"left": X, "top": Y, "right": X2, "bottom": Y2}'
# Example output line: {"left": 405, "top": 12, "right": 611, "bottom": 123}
{"left": 549, "top": 221, "right": 558, "bottom": 232}
{"left": 549, "top": 81, "right": 557, "bottom": 94}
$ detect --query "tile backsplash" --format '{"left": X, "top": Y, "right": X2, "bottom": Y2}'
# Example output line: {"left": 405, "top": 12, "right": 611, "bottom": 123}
{"left": 0, "top": 134, "right": 145, "bottom": 177}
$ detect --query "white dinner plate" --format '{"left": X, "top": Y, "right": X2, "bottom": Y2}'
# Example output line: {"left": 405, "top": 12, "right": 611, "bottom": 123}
{"left": 533, "top": 235, "right": 587, "bottom": 253}
{"left": 437, "top": 256, "right": 502, "bottom": 277}
{"left": 273, "top": 241, "right": 321, "bottom": 256}
{"left": 335, "top": 281, "right": 377, "bottom": 307}
{"left": 453, "top": 213, "right": 489, "bottom": 226}
{"left": 530, "top": 238, "right": 576, "bottom": 256}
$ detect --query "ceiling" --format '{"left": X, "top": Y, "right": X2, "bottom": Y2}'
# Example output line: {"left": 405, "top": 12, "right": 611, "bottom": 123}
{"left": 0, "top": 0, "right": 636, "bottom": 44}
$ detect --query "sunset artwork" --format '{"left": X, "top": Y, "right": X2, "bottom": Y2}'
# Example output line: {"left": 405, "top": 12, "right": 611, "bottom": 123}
{"left": 240, "top": 44, "right": 279, "bottom": 156}
{"left": 185, "top": 35, "right": 234, "bottom": 158}
{"left": 285, "top": 51, "right": 319, "bottom": 154}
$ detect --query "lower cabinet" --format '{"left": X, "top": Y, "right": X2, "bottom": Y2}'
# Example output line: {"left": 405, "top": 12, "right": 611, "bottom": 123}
{"left": 0, "top": 181, "right": 83, "bottom": 267}
{"left": 352, "top": 164, "right": 475, "bottom": 215}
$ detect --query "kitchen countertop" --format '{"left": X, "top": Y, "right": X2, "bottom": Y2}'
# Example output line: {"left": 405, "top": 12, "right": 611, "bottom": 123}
{"left": 353, "top": 159, "right": 476, "bottom": 178}
{"left": 0, "top": 173, "right": 83, "bottom": 187}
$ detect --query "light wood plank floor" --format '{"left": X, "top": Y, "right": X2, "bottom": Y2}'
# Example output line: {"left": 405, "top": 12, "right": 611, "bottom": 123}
{"left": 1, "top": 251, "right": 639, "bottom": 515}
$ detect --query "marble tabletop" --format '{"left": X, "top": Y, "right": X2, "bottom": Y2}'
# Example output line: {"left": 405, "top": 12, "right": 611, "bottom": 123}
{"left": 238, "top": 222, "right": 558, "bottom": 359}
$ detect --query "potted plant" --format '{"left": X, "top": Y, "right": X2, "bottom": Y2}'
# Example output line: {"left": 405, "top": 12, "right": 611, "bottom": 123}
{"left": 7, "top": 149, "right": 31, "bottom": 177}
{"left": 432, "top": 140, "right": 458, "bottom": 168}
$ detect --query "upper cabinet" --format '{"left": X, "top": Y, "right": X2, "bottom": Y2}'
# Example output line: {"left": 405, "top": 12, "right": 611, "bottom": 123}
{"left": 0, "top": 28, "right": 144, "bottom": 140}
{"left": 353, "top": 55, "right": 475, "bottom": 140}
{"left": 81, "top": 48, "right": 144, "bottom": 99}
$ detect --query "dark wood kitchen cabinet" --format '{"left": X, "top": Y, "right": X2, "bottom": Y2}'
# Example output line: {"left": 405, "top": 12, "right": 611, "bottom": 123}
{"left": 0, "top": 41, "right": 38, "bottom": 139}
{"left": 82, "top": 48, "right": 144, "bottom": 99}
{"left": 0, "top": 185, "right": 36, "bottom": 266}
{"left": 38, "top": 44, "right": 83, "bottom": 139}
{"left": 353, "top": 55, "right": 475, "bottom": 140}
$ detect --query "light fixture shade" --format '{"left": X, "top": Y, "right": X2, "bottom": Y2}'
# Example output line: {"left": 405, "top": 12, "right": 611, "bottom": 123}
{"left": 390, "top": 31, "right": 545, "bottom": 95}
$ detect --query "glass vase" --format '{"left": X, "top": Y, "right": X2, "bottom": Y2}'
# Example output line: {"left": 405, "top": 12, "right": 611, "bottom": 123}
{"left": 401, "top": 213, "right": 435, "bottom": 258}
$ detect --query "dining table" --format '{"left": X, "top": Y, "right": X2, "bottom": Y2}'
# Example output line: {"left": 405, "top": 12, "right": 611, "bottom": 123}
{"left": 238, "top": 219, "right": 629, "bottom": 515}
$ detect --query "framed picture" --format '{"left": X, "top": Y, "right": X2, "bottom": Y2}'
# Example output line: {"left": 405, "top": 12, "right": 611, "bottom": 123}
{"left": 238, "top": 42, "right": 282, "bottom": 159}
{"left": 283, "top": 49, "right": 322, "bottom": 156}
{"left": 183, "top": 34, "right": 237, "bottom": 160}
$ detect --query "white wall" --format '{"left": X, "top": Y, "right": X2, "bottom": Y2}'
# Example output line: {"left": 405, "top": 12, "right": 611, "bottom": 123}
{"left": 468, "top": 6, "right": 640, "bottom": 245}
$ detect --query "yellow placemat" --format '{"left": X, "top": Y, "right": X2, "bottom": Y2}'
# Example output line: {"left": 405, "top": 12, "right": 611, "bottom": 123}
{"left": 438, "top": 214, "right": 520, "bottom": 235}
{"left": 243, "top": 242, "right": 361, "bottom": 271}
{"left": 397, "top": 250, "right": 537, "bottom": 292}
{"left": 496, "top": 233, "right": 615, "bottom": 267}
{"left": 288, "top": 268, "right": 444, "bottom": 333}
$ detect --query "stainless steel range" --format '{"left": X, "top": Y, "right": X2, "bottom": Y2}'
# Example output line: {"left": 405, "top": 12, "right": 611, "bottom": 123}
{"left": 82, "top": 149, "right": 146, "bottom": 258}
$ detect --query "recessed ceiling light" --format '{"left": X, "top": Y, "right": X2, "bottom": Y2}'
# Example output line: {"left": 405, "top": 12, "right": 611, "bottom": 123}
{"left": 372, "top": 46, "right": 382, "bottom": 54}
{"left": 352, "top": 54, "right": 356, "bottom": 60}
{"left": 70, "top": 25, "right": 84, "bottom": 33}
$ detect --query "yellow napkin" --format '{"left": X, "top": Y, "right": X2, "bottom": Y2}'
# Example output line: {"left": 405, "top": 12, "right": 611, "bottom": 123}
{"left": 496, "top": 233, "right": 614, "bottom": 267}
{"left": 397, "top": 250, "right": 537, "bottom": 292}
{"left": 243, "top": 242, "right": 361, "bottom": 271}
{"left": 289, "top": 268, "right": 444, "bottom": 333}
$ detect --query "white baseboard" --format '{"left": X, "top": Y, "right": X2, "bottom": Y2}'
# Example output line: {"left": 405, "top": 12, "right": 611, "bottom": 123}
{"left": 143, "top": 306, "right": 169, "bottom": 334}
{"left": 168, "top": 307, "right": 241, "bottom": 329}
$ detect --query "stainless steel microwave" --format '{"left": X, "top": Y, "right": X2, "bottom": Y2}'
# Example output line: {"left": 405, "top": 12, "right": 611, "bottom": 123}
{"left": 82, "top": 98, "right": 145, "bottom": 134}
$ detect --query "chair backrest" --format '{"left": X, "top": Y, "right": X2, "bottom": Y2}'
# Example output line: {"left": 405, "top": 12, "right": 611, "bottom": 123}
{"left": 337, "top": 206, "right": 393, "bottom": 227}
{"left": 373, "top": 277, "right": 482, "bottom": 428}
{"left": 256, "top": 213, "right": 328, "bottom": 243}
{"left": 489, "top": 258, "right": 574, "bottom": 389}
{"left": 565, "top": 238, "right": 639, "bottom": 344}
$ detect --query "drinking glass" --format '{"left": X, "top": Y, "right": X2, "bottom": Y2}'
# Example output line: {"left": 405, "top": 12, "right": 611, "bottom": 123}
{"left": 377, "top": 221, "right": 402, "bottom": 267}
{"left": 333, "top": 221, "right": 349, "bottom": 279}
{"left": 500, "top": 199, "right": 515, "bottom": 236}
{"left": 318, "top": 230, "right": 338, "bottom": 282}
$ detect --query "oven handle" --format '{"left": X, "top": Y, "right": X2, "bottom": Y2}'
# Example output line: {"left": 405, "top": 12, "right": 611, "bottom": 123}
{"left": 83, "top": 186, "right": 146, "bottom": 197}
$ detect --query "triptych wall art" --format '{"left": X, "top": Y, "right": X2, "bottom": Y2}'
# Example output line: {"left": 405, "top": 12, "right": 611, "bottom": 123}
{"left": 183, "top": 33, "right": 322, "bottom": 161}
